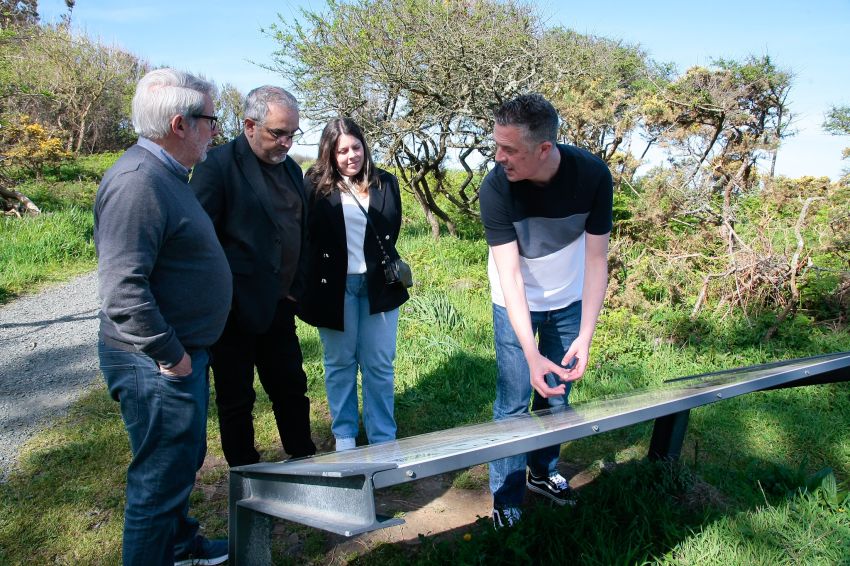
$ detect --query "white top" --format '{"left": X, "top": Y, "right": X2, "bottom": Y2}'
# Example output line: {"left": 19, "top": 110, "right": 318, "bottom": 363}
{"left": 487, "top": 232, "right": 585, "bottom": 311}
{"left": 340, "top": 179, "right": 369, "bottom": 274}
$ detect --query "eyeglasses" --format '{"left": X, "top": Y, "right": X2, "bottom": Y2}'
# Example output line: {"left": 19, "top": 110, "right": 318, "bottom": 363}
{"left": 263, "top": 125, "right": 303, "bottom": 144}
{"left": 192, "top": 114, "right": 218, "bottom": 131}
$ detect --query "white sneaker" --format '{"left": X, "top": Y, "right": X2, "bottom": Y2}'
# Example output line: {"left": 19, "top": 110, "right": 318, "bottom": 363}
{"left": 335, "top": 437, "right": 356, "bottom": 451}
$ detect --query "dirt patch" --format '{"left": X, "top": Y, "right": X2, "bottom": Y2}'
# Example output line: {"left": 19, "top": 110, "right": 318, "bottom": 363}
{"left": 247, "top": 469, "right": 494, "bottom": 564}
{"left": 331, "top": 470, "right": 491, "bottom": 552}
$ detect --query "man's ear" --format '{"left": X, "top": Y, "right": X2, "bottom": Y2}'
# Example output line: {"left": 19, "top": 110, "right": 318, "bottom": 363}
{"left": 538, "top": 140, "right": 553, "bottom": 159}
{"left": 244, "top": 118, "right": 256, "bottom": 137}
{"left": 171, "top": 114, "right": 186, "bottom": 138}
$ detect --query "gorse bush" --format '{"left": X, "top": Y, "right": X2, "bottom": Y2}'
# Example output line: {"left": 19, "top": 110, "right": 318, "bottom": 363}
{"left": 1, "top": 114, "right": 71, "bottom": 179}
{"left": 609, "top": 171, "right": 850, "bottom": 328}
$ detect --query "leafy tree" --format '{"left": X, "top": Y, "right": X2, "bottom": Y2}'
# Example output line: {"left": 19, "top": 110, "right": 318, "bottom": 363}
{"left": 272, "top": 0, "right": 665, "bottom": 236}
{"left": 541, "top": 28, "right": 669, "bottom": 193}
{"left": 6, "top": 24, "right": 145, "bottom": 154}
{"left": 644, "top": 56, "right": 793, "bottom": 229}
{"left": 268, "top": 0, "right": 545, "bottom": 236}
{"left": 213, "top": 82, "right": 245, "bottom": 144}
{"left": 0, "top": 0, "right": 74, "bottom": 29}
{"left": 1, "top": 19, "right": 141, "bottom": 214}
{"left": 541, "top": 29, "right": 662, "bottom": 170}
{"left": 823, "top": 105, "right": 850, "bottom": 135}
{"left": 615, "top": 57, "right": 805, "bottom": 327}
{"left": 824, "top": 105, "right": 850, "bottom": 166}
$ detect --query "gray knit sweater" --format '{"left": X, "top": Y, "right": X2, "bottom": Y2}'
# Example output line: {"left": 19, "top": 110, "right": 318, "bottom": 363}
{"left": 94, "top": 144, "right": 232, "bottom": 366}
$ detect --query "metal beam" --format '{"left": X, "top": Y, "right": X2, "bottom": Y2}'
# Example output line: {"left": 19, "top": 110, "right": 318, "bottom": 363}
{"left": 229, "top": 351, "right": 850, "bottom": 563}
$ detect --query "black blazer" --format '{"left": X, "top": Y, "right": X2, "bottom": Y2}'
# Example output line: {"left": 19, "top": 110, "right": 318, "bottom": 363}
{"left": 189, "top": 134, "right": 308, "bottom": 333}
{"left": 299, "top": 169, "right": 409, "bottom": 331}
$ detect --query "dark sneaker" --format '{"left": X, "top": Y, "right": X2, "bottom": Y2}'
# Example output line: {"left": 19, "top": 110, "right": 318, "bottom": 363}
{"left": 526, "top": 471, "right": 577, "bottom": 506}
{"left": 492, "top": 506, "right": 522, "bottom": 529}
{"left": 174, "top": 537, "right": 228, "bottom": 566}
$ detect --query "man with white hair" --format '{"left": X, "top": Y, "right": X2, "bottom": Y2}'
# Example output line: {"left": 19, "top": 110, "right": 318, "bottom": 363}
{"left": 191, "top": 86, "right": 316, "bottom": 467}
{"left": 95, "top": 68, "right": 231, "bottom": 565}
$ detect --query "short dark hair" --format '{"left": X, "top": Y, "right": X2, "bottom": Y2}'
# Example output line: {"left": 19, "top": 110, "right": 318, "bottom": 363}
{"left": 494, "top": 93, "right": 559, "bottom": 144}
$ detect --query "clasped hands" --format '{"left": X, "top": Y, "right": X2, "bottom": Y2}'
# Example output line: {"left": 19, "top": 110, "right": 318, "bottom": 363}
{"left": 529, "top": 338, "right": 590, "bottom": 398}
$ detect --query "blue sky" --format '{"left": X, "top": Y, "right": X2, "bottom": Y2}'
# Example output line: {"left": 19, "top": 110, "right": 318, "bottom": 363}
{"left": 40, "top": 0, "right": 850, "bottom": 179}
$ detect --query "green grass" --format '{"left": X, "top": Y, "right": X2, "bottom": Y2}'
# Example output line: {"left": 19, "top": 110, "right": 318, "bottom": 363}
{"left": 0, "top": 205, "right": 96, "bottom": 302}
{"left": 1, "top": 159, "right": 850, "bottom": 563}
{"left": 345, "top": 462, "right": 850, "bottom": 565}
{"left": 0, "top": 153, "right": 118, "bottom": 303}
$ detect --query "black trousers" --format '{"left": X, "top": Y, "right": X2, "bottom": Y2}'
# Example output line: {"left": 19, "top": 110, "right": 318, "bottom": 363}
{"left": 211, "top": 299, "right": 316, "bottom": 467}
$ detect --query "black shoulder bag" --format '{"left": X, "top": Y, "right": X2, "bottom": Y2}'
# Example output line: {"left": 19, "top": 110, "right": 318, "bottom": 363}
{"left": 343, "top": 186, "right": 413, "bottom": 288}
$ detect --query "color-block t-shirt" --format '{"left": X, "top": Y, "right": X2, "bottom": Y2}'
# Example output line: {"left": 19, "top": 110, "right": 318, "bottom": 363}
{"left": 480, "top": 144, "right": 613, "bottom": 311}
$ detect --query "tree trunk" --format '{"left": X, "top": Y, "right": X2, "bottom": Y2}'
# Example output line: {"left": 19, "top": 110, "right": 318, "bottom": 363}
{"left": 0, "top": 185, "right": 41, "bottom": 215}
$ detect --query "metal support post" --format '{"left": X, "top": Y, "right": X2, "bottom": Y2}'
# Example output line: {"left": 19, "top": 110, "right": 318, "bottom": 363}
{"left": 648, "top": 409, "right": 690, "bottom": 461}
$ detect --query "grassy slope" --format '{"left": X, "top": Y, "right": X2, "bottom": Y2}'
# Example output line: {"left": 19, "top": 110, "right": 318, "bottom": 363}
{"left": 0, "top": 154, "right": 115, "bottom": 303}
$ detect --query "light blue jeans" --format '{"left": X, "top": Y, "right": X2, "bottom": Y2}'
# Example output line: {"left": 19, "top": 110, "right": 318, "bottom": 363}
{"left": 318, "top": 274, "right": 399, "bottom": 445}
{"left": 98, "top": 342, "right": 210, "bottom": 565}
{"left": 489, "top": 301, "right": 581, "bottom": 507}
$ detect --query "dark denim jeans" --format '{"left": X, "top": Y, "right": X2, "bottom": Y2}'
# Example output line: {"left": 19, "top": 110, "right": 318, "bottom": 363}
{"left": 99, "top": 342, "right": 210, "bottom": 566}
{"left": 489, "top": 301, "right": 581, "bottom": 507}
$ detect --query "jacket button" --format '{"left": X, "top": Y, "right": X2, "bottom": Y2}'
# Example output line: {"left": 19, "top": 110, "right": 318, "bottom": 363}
{"left": 384, "top": 235, "right": 390, "bottom": 240}
{"left": 273, "top": 268, "right": 280, "bottom": 274}
{"left": 275, "top": 238, "right": 281, "bottom": 245}
{"left": 320, "top": 278, "right": 327, "bottom": 284}
{"left": 323, "top": 253, "right": 329, "bottom": 259}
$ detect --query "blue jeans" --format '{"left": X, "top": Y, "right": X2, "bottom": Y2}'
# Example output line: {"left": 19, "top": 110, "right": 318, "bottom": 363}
{"left": 318, "top": 274, "right": 398, "bottom": 444}
{"left": 489, "top": 301, "right": 581, "bottom": 507}
{"left": 99, "top": 342, "right": 210, "bottom": 566}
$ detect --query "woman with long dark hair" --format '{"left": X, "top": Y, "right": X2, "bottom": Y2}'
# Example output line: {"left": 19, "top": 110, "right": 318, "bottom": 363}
{"left": 300, "top": 118, "right": 409, "bottom": 451}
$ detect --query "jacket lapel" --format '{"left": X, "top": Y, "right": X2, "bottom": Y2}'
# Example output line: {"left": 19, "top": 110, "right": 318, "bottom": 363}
{"left": 368, "top": 175, "right": 387, "bottom": 215}
{"left": 326, "top": 189, "right": 348, "bottom": 243}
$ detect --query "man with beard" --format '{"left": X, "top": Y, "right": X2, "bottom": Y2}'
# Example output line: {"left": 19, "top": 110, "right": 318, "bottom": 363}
{"left": 190, "top": 86, "right": 316, "bottom": 467}
{"left": 95, "top": 68, "right": 231, "bottom": 565}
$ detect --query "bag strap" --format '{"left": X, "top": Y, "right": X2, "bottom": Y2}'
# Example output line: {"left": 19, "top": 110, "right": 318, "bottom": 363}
{"left": 341, "top": 184, "right": 393, "bottom": 264}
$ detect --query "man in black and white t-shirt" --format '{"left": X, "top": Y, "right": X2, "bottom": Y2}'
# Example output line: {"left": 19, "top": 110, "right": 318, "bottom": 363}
{"left": 480, "top": 94, "right": 613, "bottom": 528}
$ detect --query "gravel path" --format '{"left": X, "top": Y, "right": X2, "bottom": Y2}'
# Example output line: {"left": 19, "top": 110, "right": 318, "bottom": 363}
{"left": 0, "top": 271, "right": 101, "bottom": 480}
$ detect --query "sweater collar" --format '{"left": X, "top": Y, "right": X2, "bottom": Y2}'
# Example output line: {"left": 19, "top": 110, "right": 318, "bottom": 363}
{"left": 137, "top": 137, "right": 191, "bottom": 180}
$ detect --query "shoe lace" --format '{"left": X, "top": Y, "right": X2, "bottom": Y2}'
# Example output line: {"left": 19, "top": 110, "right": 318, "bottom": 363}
{"left": 495, "top": 507, "right": 521, "bottom": 527}
{"left": 549, "top": 473, "right": 569, "bottom": 490}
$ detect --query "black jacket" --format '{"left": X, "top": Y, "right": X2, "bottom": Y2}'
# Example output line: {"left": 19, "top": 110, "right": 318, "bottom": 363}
{"left": 189, "top": 134, "right": 308, "bottom": 333}
{"left": 299, "top": 169, "right": 409, "bottom": 330}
